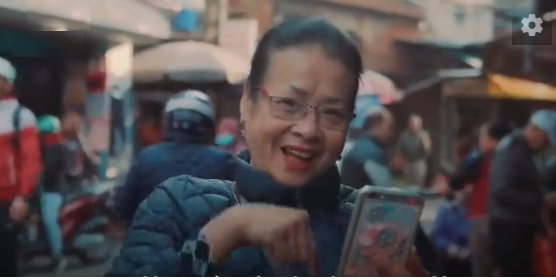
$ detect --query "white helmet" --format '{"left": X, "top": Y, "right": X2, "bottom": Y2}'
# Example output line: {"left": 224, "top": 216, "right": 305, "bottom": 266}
{"left": 0, "top": 57, "right": 16, "bottom": 83}
{"left": 163, "top": 90, "right": 215, "bottom": 142}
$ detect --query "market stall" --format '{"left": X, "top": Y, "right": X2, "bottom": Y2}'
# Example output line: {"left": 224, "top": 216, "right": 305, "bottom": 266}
{"left": 436, "top": 70, "right": 556, "bottom": 164}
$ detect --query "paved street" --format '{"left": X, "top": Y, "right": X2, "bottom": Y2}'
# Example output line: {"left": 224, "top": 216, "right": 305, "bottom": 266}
{"left": 25, "top": 254, "right": 117, "bottom": 277}
{"left": 23, "top": 236, "right": 121, "bottom": 277}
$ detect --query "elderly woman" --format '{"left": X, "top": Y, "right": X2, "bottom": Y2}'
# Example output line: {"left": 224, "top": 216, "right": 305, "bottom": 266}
{"left": 106, "top": 18, "right": 430, "bottom": 277}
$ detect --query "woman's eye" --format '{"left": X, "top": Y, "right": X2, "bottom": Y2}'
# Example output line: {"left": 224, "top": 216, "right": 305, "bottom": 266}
{"left": 321, "top": 108, "right": 343, "bottom": 117}
{"left": 275, "top": 98, "right": 300, "bottom": 109}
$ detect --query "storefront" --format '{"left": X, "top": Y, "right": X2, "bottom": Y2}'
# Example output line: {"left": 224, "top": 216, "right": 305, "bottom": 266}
{"left": 0, "top": 0, "right": 171, "bottom": 178}
{"left": 438, "top": 71, "right": 556, "bottom": 163}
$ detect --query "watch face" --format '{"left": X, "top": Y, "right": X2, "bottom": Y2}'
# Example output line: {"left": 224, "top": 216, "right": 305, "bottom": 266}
{"left": 194, "top": 239, "right": 210, "bottom": 262}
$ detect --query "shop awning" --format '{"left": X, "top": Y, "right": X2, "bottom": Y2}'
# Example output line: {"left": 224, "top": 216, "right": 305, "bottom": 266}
{"left": 440, "top": 72, "right": 556, "bottom": 101}
{"left": 134, "top": 41, "right": 250, "bottom": 84}
{"left": 488, "top": 73, "right": 556, "bottom": 102}
{"left": 0, "top": 0, "right": 171, "bottom": 43}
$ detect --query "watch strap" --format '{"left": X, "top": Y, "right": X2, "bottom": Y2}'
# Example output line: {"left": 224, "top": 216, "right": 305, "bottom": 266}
{"left": 180, "top": 233, "right": 211, "bottom": 276}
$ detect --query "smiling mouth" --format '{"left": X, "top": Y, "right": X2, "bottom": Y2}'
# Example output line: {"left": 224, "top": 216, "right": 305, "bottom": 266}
{"left": 281, "top": 147, "right": 315, "bottom": 161}
{"left": 280, "top": 145, "right": 319, "bottom": 172}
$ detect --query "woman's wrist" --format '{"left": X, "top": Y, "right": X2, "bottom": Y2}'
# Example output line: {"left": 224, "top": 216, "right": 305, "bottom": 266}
{"left": 229, "top": 207, "right": 249, "bottom": 246}
{"left": 200, "top": 207, "right": 246, "bottom": 263}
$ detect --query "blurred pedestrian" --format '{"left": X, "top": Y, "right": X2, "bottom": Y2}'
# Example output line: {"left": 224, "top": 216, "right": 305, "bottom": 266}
{"left": 341, "top": 107, "right": 395, "bottom": 188}
{"left": 61, "top": 111, "right": 99, "bottom": 185}
{"left": 541, "top": 154, "right": 556, "bottom": 192}
{"left": 36, "top": 115, "right": 68, "bottom": 272}
{"left": 0, "top": 57, "right": 41, "bottom": 276}
{"left": 138, "top": 115, "right": 162, "bottom": 149}
{"left": 455, "top": 123, "right": 476, "bottom": 165}
{"left": 430, "top": 186, "right": 472, "bottom": 277}
{"left": 449, "top": 120, "right": 513, "bottom": 276}
{"left": 542, "top": 157, "right": 556, "bottom": 229}
{"left": 489, "top": 109, "right": 556, "bottom": 276}
{"left": 396, "top": 114, "right": 431, "bottom": 187}
{"left": 215, "top": 117, "right": 246, "bottom": 153}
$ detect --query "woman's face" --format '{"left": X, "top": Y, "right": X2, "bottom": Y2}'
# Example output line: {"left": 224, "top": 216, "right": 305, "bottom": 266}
{"left": 241, "top": 45, "right": 356, "bottom": 187}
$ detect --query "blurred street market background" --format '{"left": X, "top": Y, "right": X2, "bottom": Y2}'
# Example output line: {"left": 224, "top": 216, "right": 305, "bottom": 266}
{"left": 1, "top": 0, "right": 556, "bottom": 276}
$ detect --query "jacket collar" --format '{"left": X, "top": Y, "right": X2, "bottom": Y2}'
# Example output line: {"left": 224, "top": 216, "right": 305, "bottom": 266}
{"left": 235, "top": 150, "right": 341, "bottom": 210}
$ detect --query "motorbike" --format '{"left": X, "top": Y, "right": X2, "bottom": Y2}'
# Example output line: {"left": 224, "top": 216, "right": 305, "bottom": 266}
{"left": 18, "top": 180, "right": 118, "bottom": 266}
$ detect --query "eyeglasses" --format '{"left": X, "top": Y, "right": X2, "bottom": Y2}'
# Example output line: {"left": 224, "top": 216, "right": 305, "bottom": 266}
{"left": 259, "top": 87, "right": 355, "bottom": 131}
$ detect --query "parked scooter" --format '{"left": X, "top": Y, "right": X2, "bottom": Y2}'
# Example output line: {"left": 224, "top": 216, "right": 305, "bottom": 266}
{"left": 18, "top": 180, "right": 117, "bottom": 265}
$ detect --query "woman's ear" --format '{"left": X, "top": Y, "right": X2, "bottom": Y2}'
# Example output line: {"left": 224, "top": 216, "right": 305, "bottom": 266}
{"left": 240, "top": 83, "right": 251, "bottom": 123}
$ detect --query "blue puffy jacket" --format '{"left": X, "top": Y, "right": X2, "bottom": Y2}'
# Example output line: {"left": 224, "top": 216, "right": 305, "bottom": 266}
{"left": 113, "top": 140, "right": 236, "bottom": 223}
{"left": 106, "top": 151, "right": 439, "bottom": 276}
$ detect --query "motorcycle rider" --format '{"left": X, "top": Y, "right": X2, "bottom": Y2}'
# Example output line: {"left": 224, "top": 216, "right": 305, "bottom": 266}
{"left": 114, "top": 90, "right": 237, "bottom": 223}
{"left": 36, "top": 115, "right": 68, "bottom": 271}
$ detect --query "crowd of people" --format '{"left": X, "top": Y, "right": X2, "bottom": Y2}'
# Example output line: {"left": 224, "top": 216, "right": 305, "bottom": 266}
{"left": 1, "top": 16, "right": 556, "bottom": 277}
{"left": 433, "top": 112, "right": 556, "bottom": 277}
{"left": 0, "top": 57, "right": 100, "bottom": 276}
{"left": 335, "top": 97, "right": 556, "bottom": 277}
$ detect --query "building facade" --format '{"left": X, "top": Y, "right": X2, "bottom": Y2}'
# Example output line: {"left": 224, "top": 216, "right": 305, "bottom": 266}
{"left": 228, "top": 0, "right": 274, "bottom": 36}
{"left": 412, "top": 0, "right": 533, "bottom": 45}
{"left": 269, "top": 0, "right": 424, "bottom": 82}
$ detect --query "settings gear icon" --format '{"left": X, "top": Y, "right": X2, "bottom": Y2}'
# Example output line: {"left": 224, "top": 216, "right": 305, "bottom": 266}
{"left": 521, "top": 14, "right": 543, "bottom": 36}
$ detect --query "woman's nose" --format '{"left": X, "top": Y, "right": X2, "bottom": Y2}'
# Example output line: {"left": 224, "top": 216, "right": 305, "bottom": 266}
{"left": 291, "top": 110, "right": 321, "bottom": 139}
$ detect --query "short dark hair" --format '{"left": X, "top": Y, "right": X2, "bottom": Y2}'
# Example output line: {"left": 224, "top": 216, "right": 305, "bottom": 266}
{"left": 247, "top": 18, "right": 363, "bottom": 108}
{"left": 486, "top": 120, "right": 514, "bottom": 140}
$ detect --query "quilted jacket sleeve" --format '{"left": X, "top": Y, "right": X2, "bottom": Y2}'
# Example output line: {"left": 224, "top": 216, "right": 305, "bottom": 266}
{"left": 106, "top": 185, "right": 187, "bottom": 277}
{"left": 106, "top": 175, "right": 235, "bottom": 277}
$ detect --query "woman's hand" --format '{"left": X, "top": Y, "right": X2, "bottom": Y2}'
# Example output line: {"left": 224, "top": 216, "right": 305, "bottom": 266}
{"left": 375, "top": 247, "right": 428, "bottom": 277}
{"left": 345, "top": 247, "right": 428, "bottom": 277}
{"left": 201, "top": 204, "right": 316, "bottom": 272}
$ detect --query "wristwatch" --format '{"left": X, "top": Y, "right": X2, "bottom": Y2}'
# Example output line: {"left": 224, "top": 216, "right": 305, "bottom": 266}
{"left": 181, "top": 233, "right": 212, "bottom": 276}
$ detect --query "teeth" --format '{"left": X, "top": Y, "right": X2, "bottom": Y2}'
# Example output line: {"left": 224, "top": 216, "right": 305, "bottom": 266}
{"left": 286, "top": 148, "right": 313, "bottom": 159}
